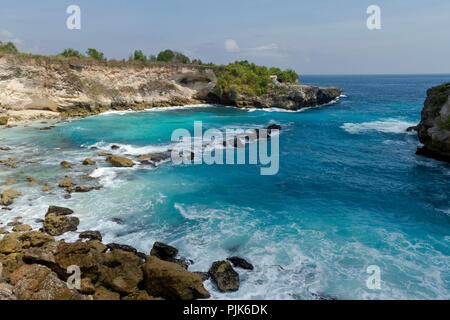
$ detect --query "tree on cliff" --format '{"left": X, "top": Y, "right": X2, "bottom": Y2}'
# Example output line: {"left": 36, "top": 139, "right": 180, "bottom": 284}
{"left": 60, "top": 48, "right": 84, "bottom": 58}
{"left": 129, "top": 50, "right": 147, "bottom": 62}
{"left": 157, "top": 49, "right": 190, "bottom": 64}
{"left": 86, "top": 48, "right": 106, "bottom": 61}
{"left": 0, "top": 41, "right": 18, "bottom": 53}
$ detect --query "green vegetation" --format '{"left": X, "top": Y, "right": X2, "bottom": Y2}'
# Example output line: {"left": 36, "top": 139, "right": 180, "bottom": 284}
{"left": 60, "top": 48, "right": 84, "bottom": 58}
{"left": 438, "top": 116, "right": 450, "bottom": 130}
{"left": 430, "top": 83, "right": 450, "bottom": 107}
{"left": 156, "top": 49, "right": 190, "bottom": 63}
{"left": 214, "top": 60, "right": 299, "bottom": 96}
{"left": 0, "top": 41, "right": 18, "bottom": 53}
{"left": 86, "top": 48, "right": 106, "bottom": 61}
{"left": 129, "top": 50, "right": 147, "bottom": 62}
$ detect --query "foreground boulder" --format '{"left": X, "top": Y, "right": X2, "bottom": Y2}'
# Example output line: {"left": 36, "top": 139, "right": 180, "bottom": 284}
{"left": 10, "top": 264, "right": 83, "bottom": 300}
{"left": 106, "top": 155, "right": 135, "bottom": 167}
{"left": 416, "top": 83, "right": 450, "bottom": 162}
{"left": 43, "top": 206, "right": 80, "bottom": 236}
{"left": 150, "top": 242, "right": 178, "bottom": 260}
{"left": 142, "top": 256, "right": 210, "bottom": 300}
{"left": 0, "top": 189, "right": 22, "bottom": 206}
{"left": 209, "top": 261, "right": 240, "bottom": 292}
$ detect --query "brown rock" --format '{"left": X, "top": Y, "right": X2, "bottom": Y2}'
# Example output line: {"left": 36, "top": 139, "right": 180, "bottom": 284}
{"left": 227, "top": 256, "right": 254, "bottom": 270}
{"left": 106, "top": 155, "right": 135, "bottom": 167}
{"left": 79, "top": 230, "right": 102, "bottom": 242}
{"left": 60, "top": 161, "right": 72, "bottom": 169}
{"left": 74, "top": 186, "right": 94, "bottom": 192}
{"left": 58, "top": 178, "right": 75, "bottom": 188}
{"left": 26, "top": 177, "right": 38, "bottom": 186}
{"left": 93, "top": 286, "right": 120, "bottom": 300}
{"left": 12, "top": 224, "right": 32, "bottom": 232}
{"left": 150, "top": 242, "right": 178, "bottom": 260}
{"left": 5, "top": 179, "right": 17, "bottom": 185}
{"left": 82, "top": 158, "right": 96, "bottom": 165}
{"left": 142, "top": 256, "right": 210, "bottom": 300}
{"left": 43, "top": 206, "right": 79, "bottom": 236}
{"left": 11, "top": 264, "right": 83, "bottom": 300}
{"left": 0, "top": 283, "right": 16, "bottom": 300}
{"left": 102, "top": 249, "right": 143, "bottom": 295}
{"left": 209, "top": 261, "right": 239, "bottom": 292}
{"left": 0, "top": 189, "right": 22, "bottom": 206}
{"left": 18, "top": 231, "right": 54, "bottom": 247}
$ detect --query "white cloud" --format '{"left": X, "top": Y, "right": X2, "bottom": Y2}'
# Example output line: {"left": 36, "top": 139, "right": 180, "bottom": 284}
{"left": 0, "top": 29, "right": 24, "bottom": 45}
{"left": 248, "top": 43, "right": 278, "bottom": 52}
{"left": 224, "top": 39, "right": 240, "bottom": 53}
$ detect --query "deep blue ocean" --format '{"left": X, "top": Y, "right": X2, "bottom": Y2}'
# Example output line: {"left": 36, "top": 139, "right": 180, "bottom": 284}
{"left": 1, "top": 75, "right": 449, "bottom": 299}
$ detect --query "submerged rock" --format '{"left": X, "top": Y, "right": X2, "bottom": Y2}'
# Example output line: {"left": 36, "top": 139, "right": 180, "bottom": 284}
{"left": 106, "top": 155, "right": 135, "bottom": 167}
{"left": 209, "top": 261, "right": 240, "bottom": 292}
{"left": 0, "top": 189, "right": 22, "bottom": 206}
{"left": 58, "top": 178, "right": 75, "bottom": 188}
{"left": 60, "top": 161, "right": 72, "bottom": 169}
{"left": 227, "top": 256, "right": 254, "bottom": 270}
{"left": 82, "top": 158, "right": 96, "bottom": 165}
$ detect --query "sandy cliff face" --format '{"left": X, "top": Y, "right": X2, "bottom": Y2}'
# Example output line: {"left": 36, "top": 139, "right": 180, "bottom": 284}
{"left": 416, "top": 83, "right": 450, "bottom": 162}
{"left": 0, "top": 54, "right": 217, "bottom": 117}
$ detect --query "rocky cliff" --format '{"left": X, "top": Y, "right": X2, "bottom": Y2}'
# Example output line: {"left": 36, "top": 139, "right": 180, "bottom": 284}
{"left": 416, "top": 83, "right": 450, "bottom": 162}
{"left": 0, "top": 53, "right": 342, "bottom": 121}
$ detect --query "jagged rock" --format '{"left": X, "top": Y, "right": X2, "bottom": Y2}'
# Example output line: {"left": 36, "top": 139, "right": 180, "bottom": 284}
{"left": 18, "top": 231, "right": 54, "bottom": 247}
{"left": 0, "top": 117, "right": 8, "bottom": 126}
{"left": 43, "top": 206, "right": 79, "bottom": 236}
{"left": 148, "top": 152, "right": 171, "bottom": 163}
{"left": 74, "top": 186, "right": 94, "bottom": 192}
{"left": 0, "top": 228, "right": 8, "bottom": 235}
{"left": 0, "top": 252, "right": 25, "bottom": 281}
{"left": 0, "top": 283, "right": 16, "bottom": 300}
{"left": 111, "top": 145, "right": 120, "bottom": 150}
{"left": 0, "top": 146, "right": 11, "bottom": 151}
{"left": 106, "top": 155, "right": 134, "bottom": 167}
{"left": 416, "top": 83, "right": 450, "bottom": 162}
{"left": 193, "top": 272, "right": 210, "bottom": 282}
{"left": 209, "top": 261, "right": 240, "bottom": 292}
{"left": 79, "top": 231, "right": 102, "bottom": 242}
{"left": 10, "top": 264, "right": 83, "bottom": 300}
{"left": 26, "top": 177, "right": 38, "bottom": 186}
{"left": 5, "top": 179, "right": 17, "bottom": 185}
{"left": 111, "top": 218, "right": 124, "bottom": 225}
{"left": 0, "top": 189, "right": 22, "bottom": 206}
{"left": 122, "top": 290, "right": 163, "bottom": 300}
{"left": 22, "top": 241, "right": 58, "bottom": 267}
{"left": 12, "top": 224, "right": 32, "bottom": 232}
{"left": 106, "top": 243, "right": 137, "bottom": 254}
{"left": 60, "top": 161, "right": 72, "bottom": 169}
{"left": 79, "top": 278, "right": 96, "bottom": 295}
{"left": 0, "top": 234, "right": 20, "bottom": 254}
{"left": 227, "top": 256, "right": 254, "bottom": 270}
{"left": 42, "top": 185, "right": 52, "bottom": 192}
{"left": 58, "top": 178, "right": 75, "bottom": 188}
{"left": 150, "top": 242, "right": 178, "bottom": 260}
{"left": 86, "top": 240, "right": 107, "bottom": 253}
{"left": 93, "top": 286, "right": 120, "bottom": 300}
{"left": 142, "top": 256, "right": 210, "bottom": 300}
{"left": 102, "top": 249, "right": 144, "bottom": 295}
{"left": 82, "top": 158, "right": 96, "bottom": 165}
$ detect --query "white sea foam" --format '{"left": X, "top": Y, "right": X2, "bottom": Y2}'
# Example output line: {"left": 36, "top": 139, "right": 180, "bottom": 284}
{"left": 341, "top": 118, "right": 417, "bottom": 134}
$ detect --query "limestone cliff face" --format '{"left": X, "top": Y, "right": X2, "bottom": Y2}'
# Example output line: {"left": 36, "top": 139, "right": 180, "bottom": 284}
{"left": 0, "top": 54, "right": 217, "bottom": 116}
{"left": 416, "top": 83, "right": 450, "bottom": 162}
{"left": 0, "top": 53, "right": 342, "bottom": 118}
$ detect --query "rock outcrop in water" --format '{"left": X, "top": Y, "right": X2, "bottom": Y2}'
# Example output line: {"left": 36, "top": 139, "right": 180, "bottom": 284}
{"left": 0, "top": 53, "right": 342, "bottom": 119}
{"left": 416, "top": 83, "right": 450, "bottom": 162}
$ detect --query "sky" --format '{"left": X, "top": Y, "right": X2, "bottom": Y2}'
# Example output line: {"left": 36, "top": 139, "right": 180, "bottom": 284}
{"left": 1, "top": 0, "right": 449, "bottom": 74}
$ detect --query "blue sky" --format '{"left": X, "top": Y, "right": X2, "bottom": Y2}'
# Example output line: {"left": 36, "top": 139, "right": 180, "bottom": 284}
{"left": 1, "top": 0, "right": 449, "bottom": 74}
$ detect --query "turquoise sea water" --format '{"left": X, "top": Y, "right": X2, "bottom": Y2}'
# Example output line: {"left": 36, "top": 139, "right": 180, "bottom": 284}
{"left": 0, "top": 75, "right": 449, "bottom": 299}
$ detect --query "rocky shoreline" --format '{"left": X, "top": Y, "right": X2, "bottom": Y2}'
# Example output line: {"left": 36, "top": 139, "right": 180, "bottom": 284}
{"left": 0, "top": 53, "right": 342, "bottom": 125}
{"left": 0, "top": 203, "right": 252, "bottom": 300}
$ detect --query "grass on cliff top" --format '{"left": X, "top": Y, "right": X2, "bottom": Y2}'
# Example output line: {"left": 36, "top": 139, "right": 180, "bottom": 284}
{"left": 1, "top": 46, "right": 299, "bottom": 97}
{"left": 431, "top": 83, "right": 450, "bottom": 107}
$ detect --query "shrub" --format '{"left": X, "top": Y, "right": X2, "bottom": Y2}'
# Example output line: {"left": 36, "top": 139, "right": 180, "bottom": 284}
{"left": 60, "top": 48, "right": 84, "bottom": 58}
{"left": 130, "top": 50, "right": 147, "bottom": 62}
{"left": 156, "top": 49, "right": 190, "bottom": 64}
{"left": 0, "top": 41, "right": 18, "bottom": 53}
{"left": 86, "top": 48, "right": 106, "bottom": 61}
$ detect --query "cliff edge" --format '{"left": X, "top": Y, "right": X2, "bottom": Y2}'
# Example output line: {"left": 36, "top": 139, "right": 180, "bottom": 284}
{"left": 0, "top": 54, "right": 342, "bottom": 122}
{"left": 416, "top": 83, "right": 450, "bottom": 162}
